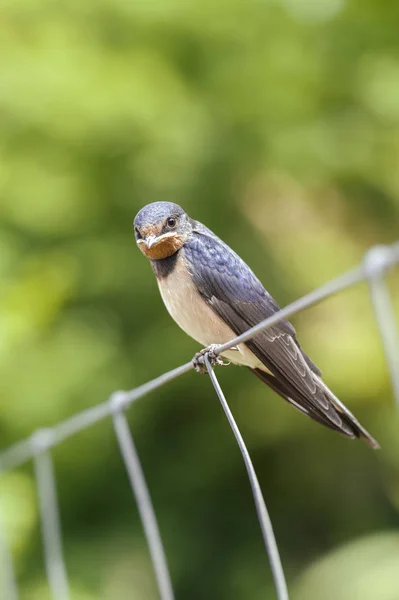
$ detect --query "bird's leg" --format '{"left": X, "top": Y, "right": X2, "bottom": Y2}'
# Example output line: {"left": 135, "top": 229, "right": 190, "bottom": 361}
{"left": 192, "top": 344, "right": 231, "bottom": 374}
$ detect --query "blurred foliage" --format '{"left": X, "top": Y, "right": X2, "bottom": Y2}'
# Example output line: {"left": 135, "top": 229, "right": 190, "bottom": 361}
{"left": 1, "top": 0, "right": 399, "bottom": 598}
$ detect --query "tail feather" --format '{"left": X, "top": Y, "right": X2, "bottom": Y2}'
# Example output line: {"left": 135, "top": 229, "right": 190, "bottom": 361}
{"left": 314, "top": 374, "right": 380, "bottom": 449}
{"left": 250, "top": 368, "right": 379, "bottom": 449}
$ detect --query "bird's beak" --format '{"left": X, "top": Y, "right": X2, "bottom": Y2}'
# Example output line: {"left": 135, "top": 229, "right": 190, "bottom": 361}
{"left": 136, "top": 230, "right": 185, "bottom": 259}
{"left": 145, "top": 235, "right": 158, "bottom": 249}
{"left": 136, "top": 235, "right": 159, "bottom": 249}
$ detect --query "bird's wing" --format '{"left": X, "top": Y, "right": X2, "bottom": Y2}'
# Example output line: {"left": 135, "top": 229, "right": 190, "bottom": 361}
{"left": 184, "top": 227, "right": 378, "bottom": 447}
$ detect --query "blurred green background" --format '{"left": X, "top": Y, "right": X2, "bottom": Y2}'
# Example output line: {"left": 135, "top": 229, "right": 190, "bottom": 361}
{"left": 1, "top": 0, "right": 399, "bottom": 598}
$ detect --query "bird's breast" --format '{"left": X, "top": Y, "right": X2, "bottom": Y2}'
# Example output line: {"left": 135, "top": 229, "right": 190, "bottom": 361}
{"left": 156, "top": 252, "right": 232, "bottom": 347}
{"left": 155, "top": 252, "right": 265, "bottom": 370}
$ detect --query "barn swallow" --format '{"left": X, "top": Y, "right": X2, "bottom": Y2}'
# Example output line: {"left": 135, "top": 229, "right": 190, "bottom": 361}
{"left": 133, "top": 201, "right": 379, "bottom": 448}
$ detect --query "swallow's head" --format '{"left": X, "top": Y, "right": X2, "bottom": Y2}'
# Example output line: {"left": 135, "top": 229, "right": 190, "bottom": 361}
{"left": 133, "top": 202, "right": 192, "bottom": 260}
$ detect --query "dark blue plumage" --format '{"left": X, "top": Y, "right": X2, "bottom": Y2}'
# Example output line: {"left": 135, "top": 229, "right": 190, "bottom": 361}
{"left": 184, "top": 222, "right": 293, "bottom": 322}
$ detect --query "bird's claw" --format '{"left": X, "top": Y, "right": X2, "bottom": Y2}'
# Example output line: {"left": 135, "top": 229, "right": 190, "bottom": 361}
{"left": 192, "top": 344, "right": 231, "bottom": 374}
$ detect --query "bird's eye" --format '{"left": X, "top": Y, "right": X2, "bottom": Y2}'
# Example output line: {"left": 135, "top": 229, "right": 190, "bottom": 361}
{"left": 166, "top": 217, "right": 176, "bottom": 229}
{"left": 135, "top": 226, "right": 141, "bottom": 238}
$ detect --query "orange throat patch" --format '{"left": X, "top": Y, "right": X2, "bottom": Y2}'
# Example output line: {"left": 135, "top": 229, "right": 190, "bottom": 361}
{"left": 137, "top": 233, "right": 185, "bottom": 260}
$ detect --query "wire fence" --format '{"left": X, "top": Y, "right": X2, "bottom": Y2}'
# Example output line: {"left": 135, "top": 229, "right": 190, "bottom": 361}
{"left": 0, "top": 242, "right": 399, "bottom": 600}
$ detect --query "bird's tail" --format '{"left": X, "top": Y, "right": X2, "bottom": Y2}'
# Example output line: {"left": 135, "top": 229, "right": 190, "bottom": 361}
{"left": 250, "top": 368, "right": 380, "bottom": 449}
{"left": 313, "top": 374, "right": 380, "bottom": 449}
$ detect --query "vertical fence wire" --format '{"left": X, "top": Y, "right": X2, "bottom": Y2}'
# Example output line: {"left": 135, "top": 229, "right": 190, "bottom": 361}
{"left": 205, "top": 355, "right": 289, "bottom": 600}
{"left": 112, "top": 402, "right": 175, "bottom": 600}
{"left": 33, "top": 433, "right": 70, "bottom": 600}
{"left": 364, "top": 248, "right": 399, "bottom": 406}
{"left": 0, "top": 518, "right": 19, "bottom": 600}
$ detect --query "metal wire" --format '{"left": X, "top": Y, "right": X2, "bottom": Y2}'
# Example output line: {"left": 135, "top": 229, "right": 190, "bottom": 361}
{"left": 1, "top": 243, "right": 398, "bottom": 477}
{"left": 32, "top": 432, "right": 70, "bottom": 600}
{"left": 364, "top": 246, "right": 399, "bottom": 407}
{"left": 0, "top": 242, "right": 398, "bottom": 600}
{"left": 205, "top": 355, "right": 289, "bottom": 600}
{"left": 0, "top": 361, "right": 194, "bottom": 475}
{"left": 0, "top": 517, "right": 19, "bottom": 600}
{"left": 112, "top": 407, "right": 174, "bottom": 600}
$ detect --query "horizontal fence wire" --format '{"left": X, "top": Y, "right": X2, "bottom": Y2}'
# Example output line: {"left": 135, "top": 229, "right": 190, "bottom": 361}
{"left": 0, "top": 242, "right": 398, "bottom": 600}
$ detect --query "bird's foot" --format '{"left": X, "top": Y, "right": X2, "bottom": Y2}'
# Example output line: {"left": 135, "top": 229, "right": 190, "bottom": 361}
{"left": 192, "top": 344, "right": 231, "bottom": 374}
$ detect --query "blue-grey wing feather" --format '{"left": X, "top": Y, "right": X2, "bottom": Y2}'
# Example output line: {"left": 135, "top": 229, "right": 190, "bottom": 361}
{"left": 184, "top": 224, "right": 364, "bottom": 438}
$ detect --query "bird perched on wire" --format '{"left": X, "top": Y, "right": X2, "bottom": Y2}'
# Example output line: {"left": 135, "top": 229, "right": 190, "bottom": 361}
{"left": 133, "top": 201, "right": 379, "bottom": 448}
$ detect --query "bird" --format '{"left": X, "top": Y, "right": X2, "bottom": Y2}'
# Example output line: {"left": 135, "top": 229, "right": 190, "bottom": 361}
{"left": 133, "top": 201, "right": 379, "bottom": 448}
